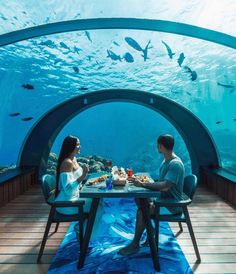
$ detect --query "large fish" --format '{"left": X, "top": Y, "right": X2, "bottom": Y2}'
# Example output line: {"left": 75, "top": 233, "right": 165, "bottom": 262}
{"left": 107, "top": 50, "right": 122, "bottom": 61}
{"left": 177, "top": 52, "right": 185, "bottom": 67}
{"left": 184, "top": 66, "right": 198, "bottom": 81}
{"left": 162, "top": 41, "right": 175, "bottom": 59}
{"left": 125, "top": 37, "right": 151, "bottom": 61}
{"left": 125, "top": 37, "right": 143, "bottom": 52}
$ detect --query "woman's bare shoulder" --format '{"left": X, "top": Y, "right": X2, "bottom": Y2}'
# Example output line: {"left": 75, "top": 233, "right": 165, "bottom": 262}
{"left": 60, "top": 158, "right": 73, "bottom": 172}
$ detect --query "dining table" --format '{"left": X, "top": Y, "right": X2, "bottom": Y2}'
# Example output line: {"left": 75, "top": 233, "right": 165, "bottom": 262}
{"left": 78, "top": 172, "right": 161, "bottom": 272}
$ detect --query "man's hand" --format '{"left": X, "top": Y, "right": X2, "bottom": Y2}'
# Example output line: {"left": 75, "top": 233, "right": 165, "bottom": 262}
{"left": 133, "top": 179, "right": 143, "bottom": 188}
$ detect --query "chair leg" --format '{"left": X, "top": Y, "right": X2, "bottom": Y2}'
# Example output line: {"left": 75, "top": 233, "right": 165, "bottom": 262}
{"left": 79, "top": 205, "right": 84, "bottom": 249}
{"left": 54, "top": 222, "right": 59, "bottom": 233}
{"left": 178, "top": 222, "right": 183, "bottom": 232}
{"left": 183, "top": 206, "right": 201, "bottom": 262}
{"left": 37, "top": 207, "right": 54, "bottom": 263}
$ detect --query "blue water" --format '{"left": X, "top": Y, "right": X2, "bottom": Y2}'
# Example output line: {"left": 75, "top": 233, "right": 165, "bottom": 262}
{"left": 0, "top": 1, "right": 235, "bottom": 173}
{"left": 48, "top": 198, "right": 193, "bottom": 274}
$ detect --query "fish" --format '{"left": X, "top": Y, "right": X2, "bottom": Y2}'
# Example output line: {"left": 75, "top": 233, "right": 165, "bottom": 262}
{"left": 73, "top": 66, "right": 79, "bottom": 73}
{"left": 113, "top": 41, "right": 120, "bottom": 46}
{"left": 74, "top": 46, "right": 82, "bottom": 54}
{"left": 60, "top": 42, "right": 70, "bottom": 50}
{"left": 216, "top": 121, "right": 222, "bottom": 124}
{"left": 184, "top": 66, "right": 198, "bottom": 81}
{"left": 87, "top": 55, "right": 93, "bottom": 61}
{"left": 125, "top": 37, "right": 143, "bottom": 52}
{"left": 233, "top": 118, "right": 236, "bottom": 121}
{"left": 21, "top": 117, "right": 33, "bottom": 121}
{"left": 39, "top": 40, "right": 55, "bottom": 48}
{"left": 177, "top": 52, "right": 185, "bottom": 67}
{"left": 186, "top": 91, "right": 191, "bottom": 96}
{"left": 162, "top": 41, "right": 175, "bottom": 59}
{"left": 9, "top": 112, "right": 20, "bottom": 117}
{"left": 123, "top": 52, "right": 134, "bottom": 63}
{"left": 85, "top": 31, "right": 92, "bottom": 42}
{"left": 22, "top": 84, "right": 34, "bottom": 90}
{"left": 78, "top": 87, "right": 88, "bottom": 91}
{"left": 125, "top": 37, "right": 151, "bottom": 61}
{"left": 107, "top": 50, "right": 122, "bottom": 61}
{"left": 0, "top": 15, "right": 7, "bottom": 20}
{"left": 217, "top": 82, "right": 234, "bottom": 88}
{"left": 142, "top": 40, "right": 151, "bottom": 61}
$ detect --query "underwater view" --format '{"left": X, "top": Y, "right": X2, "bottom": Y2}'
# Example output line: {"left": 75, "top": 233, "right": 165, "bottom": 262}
{"left": 1, "top": 2, "right": 236, "bottom": 274}
{"left": 0, "top": 0, "right": 235, "bottom": 175}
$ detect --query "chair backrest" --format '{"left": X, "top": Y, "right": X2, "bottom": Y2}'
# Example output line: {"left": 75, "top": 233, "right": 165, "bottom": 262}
{"left": 183, "top": 174, "right": 198, "bottom": 200}
{"left": 40, "top": 174, "right": 56, "bottom": 203}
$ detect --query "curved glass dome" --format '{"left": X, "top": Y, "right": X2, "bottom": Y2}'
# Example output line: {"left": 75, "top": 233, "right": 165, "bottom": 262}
{"left": 0, "top": 1, "right": 235, "bottom": 174}
{"left": 0, "top": 0, "right": 236, "bottom": 35}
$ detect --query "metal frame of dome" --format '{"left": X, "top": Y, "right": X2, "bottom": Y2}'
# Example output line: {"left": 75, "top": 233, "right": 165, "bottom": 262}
{"left": 0, "top": 18, "right": 236, "bottom": 48}
{"left": 19, "top": 89, "right": 219, "bottom": 177}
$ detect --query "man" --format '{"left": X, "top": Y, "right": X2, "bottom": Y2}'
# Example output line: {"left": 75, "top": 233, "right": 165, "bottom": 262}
{"left": 118, "top": 134, "right": 185, "bottom": 256}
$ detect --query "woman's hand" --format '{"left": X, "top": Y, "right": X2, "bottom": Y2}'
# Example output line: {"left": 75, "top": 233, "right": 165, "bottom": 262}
{"left": 82, "top": 164, "right": 89, "bottom": 175}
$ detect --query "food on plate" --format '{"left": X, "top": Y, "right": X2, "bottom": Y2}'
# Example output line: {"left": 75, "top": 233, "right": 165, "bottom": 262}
{"left": 136, "top": 175, "right": 150, "bottom": 183}
{"left": 87, "top": 175, "right": 108, "bottom": 185}
{"left": 111, "top": 166, "right": 127, "bottom": 186}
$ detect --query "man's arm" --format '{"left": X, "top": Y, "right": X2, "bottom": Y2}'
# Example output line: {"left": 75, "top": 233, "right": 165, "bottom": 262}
{"left": 133, "top": 179, "right": 172, "bottom": 191}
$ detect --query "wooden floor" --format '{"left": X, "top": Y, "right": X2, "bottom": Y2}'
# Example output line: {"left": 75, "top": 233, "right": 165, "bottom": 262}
{"left": 0, "top": 185, "right": 236, "bottom": 274}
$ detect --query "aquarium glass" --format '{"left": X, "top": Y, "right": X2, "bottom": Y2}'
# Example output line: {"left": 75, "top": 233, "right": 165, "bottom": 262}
{"left": 0, "top": 0, "right": 235, "bottom": 174}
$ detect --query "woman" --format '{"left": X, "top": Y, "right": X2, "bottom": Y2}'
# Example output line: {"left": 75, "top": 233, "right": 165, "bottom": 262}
{"left": 55, "top": 135, "right": 91, "bottom": 214}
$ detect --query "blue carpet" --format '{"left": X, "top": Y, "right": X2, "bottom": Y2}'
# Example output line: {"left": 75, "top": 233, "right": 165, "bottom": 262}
{"left": 48, "top": 198, "right": 193, "bottom": 274}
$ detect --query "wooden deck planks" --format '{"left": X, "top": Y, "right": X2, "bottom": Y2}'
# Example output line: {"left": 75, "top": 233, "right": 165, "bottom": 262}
{"left": 0, "top": 185, "right": 236, "bottom": 273}
{"left": 0, "top": 185, "right": 69, "bottom": 274}
{"left": 170, "top": 185, "right": 236, "bottom": 274}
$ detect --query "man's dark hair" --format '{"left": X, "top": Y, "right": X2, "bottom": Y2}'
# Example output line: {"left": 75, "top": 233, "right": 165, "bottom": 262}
{"left": 157, "top": 134, "right": 174, "bottom": 150}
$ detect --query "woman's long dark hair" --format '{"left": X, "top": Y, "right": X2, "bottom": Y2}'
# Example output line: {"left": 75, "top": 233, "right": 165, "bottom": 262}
{"left": 56, "top": 135, "right": 79, "bottom": 196}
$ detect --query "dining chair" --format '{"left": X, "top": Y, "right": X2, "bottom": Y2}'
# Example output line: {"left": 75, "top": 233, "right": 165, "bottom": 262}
{"left": 37, "top": 174, "right": 88, "bottom": 262}
{"left": 153, "top": 174, "right": 201, "bottom": 262}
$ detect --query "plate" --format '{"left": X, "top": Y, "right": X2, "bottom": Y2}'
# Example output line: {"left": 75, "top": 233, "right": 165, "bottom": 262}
{"left": 86, "top": 175, "right": 108, "bottom": 185}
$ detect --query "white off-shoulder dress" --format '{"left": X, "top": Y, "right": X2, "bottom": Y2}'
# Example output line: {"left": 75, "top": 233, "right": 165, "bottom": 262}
{"left": 55, "top": 166, "right": 92, "bottom": 215}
